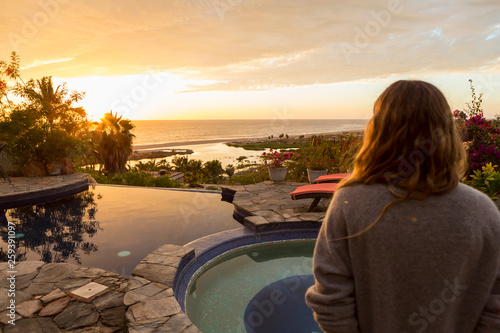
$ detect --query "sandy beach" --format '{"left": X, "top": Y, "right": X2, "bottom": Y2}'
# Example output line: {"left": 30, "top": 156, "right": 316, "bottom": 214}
{"left": 132, "top": 129, "right": 364, "bottom": 152}
{"left": 128, "top": 129, "right": 364, "bottom": 168}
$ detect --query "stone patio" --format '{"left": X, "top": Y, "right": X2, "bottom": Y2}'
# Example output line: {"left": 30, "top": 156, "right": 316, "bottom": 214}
{"left": 0, "top": 243, "right": 201, "bottom": 333}
{"left": 125, "top": 244, "right": 200, "bottom": 333}
{"left": 0, "top": 261, "right": 128, "bottom": 332}
{"left": 222, "top": 181, "right": 331, "bottom": 231}
{"left": 0, "top": 174, "right": 92, "bottom": 209}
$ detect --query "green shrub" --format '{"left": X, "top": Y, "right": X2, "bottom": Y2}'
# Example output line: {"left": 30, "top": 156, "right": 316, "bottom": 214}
{"left": 230, "top": 168, "right": 269, "bottom": 185}
{"left": 286, "top": 134, "right": 362, "bottom": 182}
{"left": 83, "top": 169, "right": 181, "bottom": 188}
{"left": 131, "top": 159, "right": 170, "bottom": 172}
{"left": 467, "top": 163, "right": 500, "bottom": 199}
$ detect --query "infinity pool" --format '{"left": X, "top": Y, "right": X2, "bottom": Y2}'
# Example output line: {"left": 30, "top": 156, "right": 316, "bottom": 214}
{"left": 185, "top": 239, "right": 321, "bottom": 333}
{"left": 0, "top": 185, "right": 240, "bottom": 276}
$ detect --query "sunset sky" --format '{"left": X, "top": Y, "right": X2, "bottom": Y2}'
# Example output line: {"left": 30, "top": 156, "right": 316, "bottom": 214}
{"left": 1, "top": 0, "right": 500, "bottom": 120}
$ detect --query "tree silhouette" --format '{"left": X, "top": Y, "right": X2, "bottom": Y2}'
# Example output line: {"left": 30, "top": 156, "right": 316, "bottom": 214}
{"left": 1, "top": 190, "right": 100, "bottom": 264}
{"left": 92, "top": 111, "right": 135, "bottom": 174}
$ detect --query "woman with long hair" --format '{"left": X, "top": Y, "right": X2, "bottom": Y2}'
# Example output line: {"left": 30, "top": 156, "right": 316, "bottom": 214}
{"left": 305, "top": 80, "right": 500, "bottom": 332}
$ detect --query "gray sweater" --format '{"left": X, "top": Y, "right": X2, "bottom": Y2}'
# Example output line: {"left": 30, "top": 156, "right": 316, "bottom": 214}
{"left": 305, "top": 183, "right": 500, "bottom": 333}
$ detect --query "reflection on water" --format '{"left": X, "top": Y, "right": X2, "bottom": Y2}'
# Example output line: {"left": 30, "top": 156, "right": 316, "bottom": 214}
{"left": 0, "top": 185, "right": 239, "bottom": 276}
{"left": 0, "top": 190, "right": 100, "bottom": 264}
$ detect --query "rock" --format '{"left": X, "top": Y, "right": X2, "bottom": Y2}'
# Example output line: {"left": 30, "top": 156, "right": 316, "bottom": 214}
{"left": 92, "top": 277, "right": 119, "bottom": 287}
{"left": 65, "top": 327, "right": 117, "bottom": 333}
{"left": 123, "top": 282, "right": 166, "bottom": 306}
{"left": 126, "top": 296, "right": 181, "bottom": 322}
{"left": 56, "top": 158, "right": 74, "bottom": 175}
{"left": 183, "top": 324, "right": 203, "bottom": 333}
{"left": 85, "top": 174, "right": 98, "bottom": 184}
{"left": 15, "top": 300, "right": 42, "bottom": 317}
{"left": 41, "top": 288, "right": 67, "bottom": 303}
{"left": 0, "top": 288, "right": 10, "bottom": 309}
{"left": 34, "top": 263, "right": 78, "bottom": 283}
{"left": 149, "top": 288, "right": 174, "bottom": 301}
{"left": 26, "top": 282, "right": 55, "bottom": 296}
{"left": 39, "top": 296, "right": 70, "bottom": 317}
{"left": 22, "top": 160, "right": 47, "bottom": 177}
{"left": 0, "top": 310, "right": 21, "bottom": 325}
{"left": 66, "top": 311, "right": 100, "bottom": 330}
{"left": 158, "top": 313, "right": 192, "bottom": 332}
{"left": 152, "top": 244, "right": 193, "bottom": 258}
{"left": 15, "top": 271, "right": 39, "bottom": 290}
{"left": 93, "top": 291, "right": 124, "bottom": 310}
{"left": 0, "top": 150, "right": 17, "bottom": 175}
{"left": 37, "top": 317, "right": 62, "bottom": 332}
{"left": 0, "top": 289, "right": 31, "bottom": 309}
{"left": 124, "top": 276, "right": 150, "bottom": 292}
{"left": 101, "top": 306, "right": 125, "bottom": 327}
{"left": 15, "top": 261, "right": 44, "bottom": 276}
{"left": 131, "top": 264, "right": 177, "bottom": 287}
{"left": 46, "top": 162, "right": 63, "bottom": 176}
{"left": 127, "top": 318, "right": 169, "bottom": 333}
{"left": 53, "top": 302, "right": 96, "bottom": 329}
{"left": 55, "top": 278, "right": 92, "bottom": 291}
{"left": 3, "top": 319, "right": 57, "bottom": 333}
{"left": 70, "top": 267, "right": 108, "bottom": 279}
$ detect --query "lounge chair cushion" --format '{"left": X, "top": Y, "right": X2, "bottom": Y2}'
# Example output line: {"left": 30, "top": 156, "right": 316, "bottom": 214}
{"left": 313, "top": 173, "right": 352, "bottom": 183}
{"left": 290, "top": 183, "right": 339, "bottom": 199}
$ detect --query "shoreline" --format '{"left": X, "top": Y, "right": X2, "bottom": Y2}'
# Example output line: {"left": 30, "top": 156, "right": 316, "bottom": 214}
{"left": 132, "top": 129, "right": 364, "bottom": 152}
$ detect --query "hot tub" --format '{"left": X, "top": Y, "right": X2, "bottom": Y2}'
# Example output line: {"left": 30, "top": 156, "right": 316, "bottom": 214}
{"left": 174, "top": 228, "right": 323, "bottom": 333}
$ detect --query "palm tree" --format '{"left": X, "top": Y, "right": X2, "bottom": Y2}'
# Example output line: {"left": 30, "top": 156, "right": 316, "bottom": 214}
{"left": 188, "top": 159, "right": 203, "bottom": 183}
{"left": 172, "top": 156, "right": 190, "bottom": 173}
{"left": 17, "top": 76, "right": 86, "bottom": 133}
{"left": 225, "top": 164, "right": 235, "bottom": 181}
{"left": 6, "top": 75, "right": 89, "bottom": 165}
{"left": 203, "top": 160, "right": 224, "bottom": 184}
{"left": 93, "top": 112, "right": 135, "bottom": 174}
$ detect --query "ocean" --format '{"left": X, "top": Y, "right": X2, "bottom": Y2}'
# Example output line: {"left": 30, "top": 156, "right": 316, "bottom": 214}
{"left": 130, "top": 119, "right": 368, "bottom": 167}
{"left": 132, "top": 119, "right": 369, "bottom": 147}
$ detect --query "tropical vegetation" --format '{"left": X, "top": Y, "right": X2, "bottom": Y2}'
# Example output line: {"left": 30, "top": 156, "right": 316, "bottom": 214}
{"left": 91, "top": 112, "right": 135, "bottom": 174}
{"left": 0, "top": 54, "right": 90, "bottom": 170}
{"left": 0, "top": 52, "right": 136, "bottom": 177}
{"left": 468, "top": 163, "right": 500, "bottom": 199}
{"left": 454, "top": 80, "right": 500, "bottom": 174}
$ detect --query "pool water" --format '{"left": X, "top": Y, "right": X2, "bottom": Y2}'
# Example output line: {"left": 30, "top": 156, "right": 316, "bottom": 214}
{"left": 185, "top": 239, "right": 322, "bottom": 333}
{"left": 0, "top": 185, "right": 240, "bottom": 276}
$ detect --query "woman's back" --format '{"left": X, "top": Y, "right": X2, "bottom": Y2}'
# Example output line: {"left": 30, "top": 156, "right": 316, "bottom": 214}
{"left": 306, "top": 183, "right": 500, "bottom": 332}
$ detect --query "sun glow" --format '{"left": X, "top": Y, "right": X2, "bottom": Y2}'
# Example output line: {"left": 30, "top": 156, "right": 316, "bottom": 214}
{"left": 52, "top": 72, "right": 203, "bottom": 121}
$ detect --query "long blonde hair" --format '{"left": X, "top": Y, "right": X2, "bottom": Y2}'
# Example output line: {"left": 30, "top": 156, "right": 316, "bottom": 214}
{"left": 339, "top": 80, "right": 467, "bottom": 237}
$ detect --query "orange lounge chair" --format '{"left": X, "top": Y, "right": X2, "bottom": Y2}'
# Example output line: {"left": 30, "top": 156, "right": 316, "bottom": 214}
{"left": 290, "top": 183, "right": 339, "bottom": 212}
{"left": 313, "top": 173, "right": 352, "bottom": 184}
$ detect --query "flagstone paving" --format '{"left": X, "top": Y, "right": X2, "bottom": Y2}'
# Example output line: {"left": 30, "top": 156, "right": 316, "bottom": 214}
{"left": 222, "top": 181, "right": 331, "bottom": 231}
{"left": 0, "top": 173, "right": 92, "bottom": 209}
{"left": 0, "top": 261, "right": 128, "bottom": 332}
{"left": 0, "top": 249, "right": 201, "bottom": 332}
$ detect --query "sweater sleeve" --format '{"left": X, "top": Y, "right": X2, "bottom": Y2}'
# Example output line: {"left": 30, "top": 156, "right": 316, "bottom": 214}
{"left": 475, "top": 266, "right": 500, "bottom": 332}
{"left": 305, "top": 193, "right": 359, "bottom": 333}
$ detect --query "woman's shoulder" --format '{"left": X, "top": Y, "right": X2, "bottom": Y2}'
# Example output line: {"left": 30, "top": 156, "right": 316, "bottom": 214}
{"left": 335, "top": 182, "right": 500, "bottom": 218}
{"left": 453, "top": 182, "right": 500, "bottom": 214}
